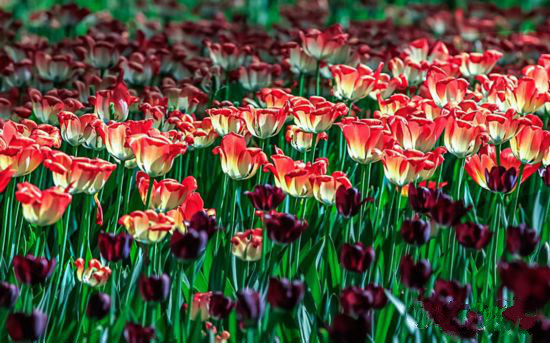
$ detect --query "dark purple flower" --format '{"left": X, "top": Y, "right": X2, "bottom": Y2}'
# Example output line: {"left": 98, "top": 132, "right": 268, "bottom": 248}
{"left": 400, "top": 217, "right": 431, "bottom": 245}
{"left": 7, "top": 310, "right": 48, "bottom": 342}
{"left": 124, "top": 322, "right": 155, "bottom": 343}
{"left": 209, "top": 292, "right": 234, "bottom": 319}
{"left": 422, "top": 279, "right": 471, "bottom": 328}
{"left": 499, "top": 260, "right": 550, "bottom": 313}
{"left": 429, "top": 194, "right": 470, "bottom": 227}
{"left": 0, "top": 281, "right": 19, "bottom": 308}
{"left": 13, "top": 255, "right": 56, "bottom": 285}
{"left": 170, "top": 228, "right": 208, "bottom": 260}
{"left": 335, "top": 186, "right": 371, "bottom": 218}
{"left": 264, "top": 212, "right": 307, "bottom": 244}
{"left": 86, "top": 292, "right": 111, "bottom": 319}
{"left": 539, "top": 166, "right": 550, "bottom": 187}
{"left": 236, "top": 288, "right": 264, "bottom": 324}
{"left": 408, "top": 183, "right": 441, "bottom": 213}
{"left": 528, "top": 316, "right": 550, "bottom": 343}
{"left": 245, "top": 184, "right": 285, "bottom": 211}
{"left": 138, "top": 274, "right": 170, "bottom": 302}
{"left": 400, "top": 254, "right": 432, "bottom": 290}
{"left": 328, "top": 313, "right": 371, "bottom": 343}
{"left": 506, "top": 224, "right": 540, "bottom": 257}
{"left": 485, "top": 166, "right": 517, "bottom": 193}
{"left": 98, "top": 231, "right": 133, "bottom": 262}
{"left": 187, "top": 210, "right": 220, "bottom": 239}
{"left": 454, "top": 222, "right": 492, "bottom": 250}
{"left": 339, "top": 242, "right": 375, "bottom": 273}
{"left": 340, "top": 285, "right": 386, "bottom": 318}
{"left": 267, "top": 277, "right": 305, "bottom": 310}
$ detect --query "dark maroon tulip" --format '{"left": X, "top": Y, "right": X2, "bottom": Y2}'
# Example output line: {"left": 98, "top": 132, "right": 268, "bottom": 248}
{"left": 6, "top": 310, "right": 48, "bottom": 342}
{"left": 429, "top": 194, "right": 470, "bottom": 226}
{"left": 339, "top": 243, "right": 374, "bottom": 273}
{"left": 13, "top": 255, "right": 56, "bottom": 285}
{"left": 86, "top": 292, "right": 111, "bottom": 319}
{"left": 400, "top": 254, "right": 432, "bottom": 290}
{"left": 340, "top": 287, "right": 373, "bottom": 318}
{"left": 528, "top": 316, "right": 550, "bottom": 343}
{"left": 209, "top": 292, "right": 234, "bottom": 319}
{"left": 187, "top": 210, "right": 220, "bottom": 239}
{"left": 454, "top": 222, "right": 492, "bottom": 250}
{"left": 124, "top": 322, "right": 155, "bottom": 343}
{"left": 170, "top": 228, "right": 208, "bottom": 260}
{"left": 139, "top": 274, "right": 170, "bottom": 302}
{"left": 236, "top": 288, "right": 264, "bottom": 323}
{"left": 422, "top": 279, "right": 471, "bottom": 329}
{"left": 335, "top": 186, "right": 371, "bottom": 218}
{"left": 539, "top": 166, "right": 550, "bottom": 187}
{"left": 245, "top": 184, "right": 285, "bottom": 211}
{"left": 400, "top": 217, "right": 431, "bottom": 245}
{"left": 499, "top": 260, "right": 550, "bottom": 313}
{"left": 506, "top": 224, "right": 540, "bottom": 257}
{"left": 450, "top": 311, "right": 484, "bottom": 339}
{"left": 364, "top": 284, "right": 387, "bottom": 309}
{"left": 485, "top": 166, "right": 517, "bottom": 193}
{"left": 0, "top": 281, "right": 19, "bottom": 308}
{"left": 98, "top": 231, "right": 133, "bottom": 262}
{"left": 267, "top": 278, "right": 305, "bottom": 310}
{"left": 328, "top": 313, "right": 371, "bottom": 343}
{"left": 408, "top": 183, "right": 441, "bottom": 213}
{"left": 264, "top": 212, "right": 307, "bottom": 244}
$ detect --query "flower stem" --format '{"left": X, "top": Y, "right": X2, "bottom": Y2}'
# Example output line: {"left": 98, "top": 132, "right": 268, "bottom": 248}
{"left": 145, "top": 175, "right": 155, "bottom": 210}
{"left": 315, "top": 60, "right": 321, "bottom": 95}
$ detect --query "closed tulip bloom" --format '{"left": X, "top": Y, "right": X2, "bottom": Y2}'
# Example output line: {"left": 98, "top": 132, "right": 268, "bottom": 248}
{"left": 335, "top": 186, "right": 370, "bottom": 218}
{"left": 400, "top": 255, "right": 432, "bottom": 290}
{"left": 287, "top": 43, "right": 317, "bottom": 75}
{"left": 238, "top": 61, "right": 281, "bottom": 92}
{"left": 190, "top": 118, "right": 218, "bottom": 149}
{"left": 58, "top": 111, "right": 84, "bottom": 146}
{"left": 209, "top": 292, "right": 234, "bottom": 319}
{"left": 503, "top": 77, "right": 549, "bottom": 114}
{"left": 313, "top": 171, "right": 352, "bottom": 205}
{"left": 240, "top": 106, "right": 287, "bottom": 139}
{"left": 0, "top": 281, "right": 19, "bottom": 308}
{"left": 231, "top": 229, "right": 263, "bottom": 262}
{"left": 97, "top": 120, "right": 154, "bottom": 163}
{"left": 244, "top": 184, "right": 285, "bottom": 212}
{"left": 236, "top": 288, "right": 265, "bottom": 324}
{"left": 267, "top": 278, "right": 305, "bottom": 310}
{"left": 388, "top": 115, "right": 446, "bottom": 152}
{"left": 170, "top": 228, "right": 208, "bottom": 260}
{"left": 457, "top": 50, "right": 503, "bottom": 77}
{"left": 430, "top": 194, "right": 470, "bottom": 227}
{"left": 92, "top": 80, "right": 138, "bottom": 122}
{"left": 7, "top": 310, "right": 48, "bottom": 342}
{"left": 483, "top": 109, "right": 520, "bottom": 145}
{"left": 506, "top": 224, "right": 540, "bottom": 257}
{"left": 375, "top": 94, "right": 412, "bottom": 118}
{"left": 139, "top": 274, "right": 170, "bottom": 302}
{"left": 119, "top": 210, "right": 174, "bottom": 243}
{"left": 382, "top": 148, "right": 446, "bottom": 187}
{"left": 289, "top": 96, "right": 348, "bottom": 133}
{"left": 86, "top": 292, "right": 111, "bottom": 319}
{"left": 186, "top": 209, "right": 220, "bottom": 239}
{"left": 44, "top": 151, "right": 116, "bottom": 194}
{"left": 454, "top": 223, "right": 492, "bottom": 250}
{"left": 337, "top": 117, "right": 393, "bottom": 164}
{"left": 510, "top": 115, "right": 550, "bottom": 165}
{"left": 0, "top": 166, "right": 14, "bottom": 193}
{"left": 444, "top": 113, "right": 487, "bottom": 158}
{"left": 29, "top": 87, "right": 83, "bottom": 125}
{"left": 285, "top": 125, "right": 328, "bottom": 153}
{"left": 213, "top": 133, "right": 267, "bottom": 180}
{"left": 128, "top": 131, "right": 187, "bottom": 177}
{"left": 426, "top": 66, "right": 469, "bottom": 108}
{"left": 540, "top": 165, "right": 550, "bottom": 186}
{"left": 401, "top": 217, "right": 431, "bottom": 245}
{"left": 408, "top": 183, "right": 441, "bottom": 214}
{"left": 13, "top": 255, "right": 56, "bottom": 285}
{"left": 15, "top": 182, "right": 72, "bottom": 226}
{"left": 136, "top": 172, "right": 197, "bottom": 212}
{"left": 74, "top": 258, "right": 112, "bottom": 287}
{"left": 257, "top": 88, "right": 292, "bottom": 108}
{"left": 80, "top": 115, "right": 105, "bottom": 151}
{"left": 0, "top": 136, "right": 46, "bottom": 177}
{"left": 207, "top": 42, "right": 250, "bottom": 71}
{"left": 330, "top": 63, "right": 383, "bottom": 102}
{"left": 98, "top": 231, "right": 133, "bottom": 262}
{"left": 124, "top": 322, "right": 155, "bottom": 343}
{"left": 498, "top": 260, "right": 550, "bottom": 313}
{"left": 341, "top": 285, "right": 387, "bottom": 317}
{"left": 329, "top": 313, "right": 371, "bottom": 343}
{"left": 264, "top": 212, "right": 308, "bottom": 244}
{"left": 299, "top": 24, "right": 348, "bottom": 61}
{"left": 206, "top": 107, "right": 245, "bottom": 136}
{"left": 191, "top": 292, "right": 211, "bottom": 320}
{"left": 389, "top": 57, "right": 426, "bottom": 87}
{"left": 339, "top": 242, "right": 375, "bottom": 273}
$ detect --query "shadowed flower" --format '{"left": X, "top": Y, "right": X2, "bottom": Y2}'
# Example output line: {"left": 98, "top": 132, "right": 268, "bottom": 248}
{"left": 212, "top": 133, "right": 267, "bottom": 180}
{"left": 236, "top": 288, "right": 265, "bottom": 324}
{"left": 408, "top": 183, "right": 442, "bottom": 214}
{"left": 335, "top": 186, "right": 371, "bottom": 218}
{"left": 74, "top": 258, "right": 112, "bottom": 287}
{"left": 207, "top": 42, "right": 250, "bottom": 71}
{"left": 86, "top": 292, "right": 111, "bottom": 319}
{"left": 245, "top": 184, "right": 285, "bottom": 212}
{"left": 15, "top": 182, "right": 72, "bottom": 226}
{"left": 299, "top": 24, "right": 348, "bottom": 61}
{"left": 499, "top": 260, "right": 550, "bottom": 313}
{"left": 0, "top": 281, "right": 18, "bottom": 308}
{"left": 231, "top": 229, "right": 263, "bottom": 262}
{"left": 209, "top": 292, "right": 234, "bottom": 319}
{"left": 119, "top": 210, "right": 174, "bottom": 244}
{"left": 400, "top": 255, "right": 432, "bottom": 290}
{"left": 313, "top": 171, "right": 352, "bottom": 205}
{"left": 13, "top": 255, "right": 55, "bottom": 285}
{"left": 329, "top": 313, "right": 371, "bottom": 343}
{"left": 264, "top": 212, "right": 307, "bottom": 244}
{"left": 454, "top": 223, "right": 492, "bottom": 250}
{"left": 430, "top": 194, "right": 470, "bottom": 227}
{"left": 401, "top": 217, "right": 431, "bottom": 245}
{"left": 339, "top": 242, "right": 375, "bottom": 273}
{"left": 0, "top": 166, "right": 14, "bottom": 193}
{"left": 267, "top": 278, "right": 305, "bottom": 310}
{"left": 170, "top": 228, "right": 208, "bottom": 260}
{"left": 139, "top": 274, "right": 170, "bottom": 302}
{"left": 506, "top": 224, "right": 540, "bottom": 257}
{"left": 7, "top": 310, "right": 48, "bottom": 342}
{"left": 98, "top": 231, "right": 133, "bottom": 262}
{"left": 124, "top": 322, "right": 155, "bottom": 343}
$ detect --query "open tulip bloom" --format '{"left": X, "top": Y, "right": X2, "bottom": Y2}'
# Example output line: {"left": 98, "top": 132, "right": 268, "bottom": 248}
{"left": 4, "top": 2, "right": 550, "bottom": 343}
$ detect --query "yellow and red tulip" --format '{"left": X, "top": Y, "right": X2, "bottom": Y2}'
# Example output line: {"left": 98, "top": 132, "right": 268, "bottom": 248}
{"left": 457, "top": 50, "right": 503, "bottom": 77}
{"left": 337, "top": 117, "right": 394, "bottom": 164}
{"left": 212, "top": 133, "right": 267, "bottom": 180}
{"left": 285, "top": 125, "right": 328, "bottom": 153}
{"left": 240, "top": 106, "right": 287, "bottom": 139}
{"left": 231, "top": 229, "right": 263, "bottom": 262}
{"left": 74, "top": 258, "right": 111, "bottom": 287}
{"left": 206, "top": 107, "right": 245, "bottom": 137}
{"left": 426, "top": 65, "right": 469, "bottom": 108}
{"left": 382, "top": 147, "right": 446, "bottom": 187}
{"left": 15, "top": 182, "right": 72, "bottom": 226}
{"left": 330, "top": 63, "right": 383, "bottom": 102}
{"left": 387, "top": 115, "right": 447, "bottom": 152}
{"left": 128, "top": 130, "right": 187, "bottom": 177}
{"left": 119, "top": 210, "right": 174, "bottom": 244}
{"left": 289, "top": 96, "right": 348, "bottom": 133}
{"left": 312, "top": 171, "right": 352, "bottom": 205}
{"left": 510, "top": 114, "right": 550, "bottom": 164}
{"left": 136, "top": 171, "right": 197, "bottom": 212}
{"left": 444, "top": 112, "right": 487, "bottom": 158}
{"left": 97, "top": 120, "right": 154, "bottom": 163}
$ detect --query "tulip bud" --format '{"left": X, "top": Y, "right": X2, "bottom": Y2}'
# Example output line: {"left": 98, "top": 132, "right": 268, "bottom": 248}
{"left": 231, "top": 229, "right": 263, "bottom": 262}
{"left": 236, "top": 288, "right": 264, "bottom": 324}
{"left": 0, "top": 281, "right": 19, "bottom": 308}
{"left": 401, "top": 217, "right": 431, "bottom": 245}
{"left": 267, "top": 278, "right": 305, "bottom": 310}
{"left": 339, "top": 242, "right": 375, "bottom": 273}
{"left": 400, "top": 255, "right": 432, "bottom": 290}
{"left": 170, "top": 229, "right": 208, "bottom": 260}
{"left": 408, "top": 183, "right": 441, "bottom": 214}
{"left": 86, "top": 292, "right": 111, "bottom": 319}
{"left": 429, "top": 194, "right": 470, "bottom": 227}
{"left": 124, "top": 322, "right": 155, "bottom": 343}
{"left": 485, "top": 166, "right": 517, "bottom": 193}
{"left": 187, "top": 210, "right": 220, "bottom": 239}
{"left": 209, "top": 292, "right": 234, "bottom": 319}
{"left": 13, "top": 255, "right": 56, "bottom": 285}
{"left": 454, "top": 222, "right": 492, "bottom": 250}
{"left": 139, "top": 274, "right": 170, "bottom": 302}
{"left": 7, "top": 310, "right": 48, "bottom": 342}
{"left": 335, "top": 186, "right": 369, "bottom": 218}
{"left": 98, "top": 231, "right": 133, "bottom": 262}
{"left": 506, "top": 224, "right": 540, "bottom": 257}
{"left": 244, "top": 184, "right": 286, "bottom": 212}
{"left": 264, "top": 212, "right": 308, "bottom": 244}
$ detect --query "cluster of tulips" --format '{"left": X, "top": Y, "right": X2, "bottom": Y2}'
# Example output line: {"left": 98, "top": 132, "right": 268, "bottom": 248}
{"left": 2, "top": 1, "right": 550, "bottom": 342}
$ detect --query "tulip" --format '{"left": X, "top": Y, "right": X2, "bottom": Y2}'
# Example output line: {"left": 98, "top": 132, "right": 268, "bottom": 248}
{"left": 98, "top": 231, "right": 133, "bottom": 262}
{"left": 422, "top": 279, "right": 471, "bottom": 334}
{"left": 430, "top": 194, "right": 470, "bottom": 226}
{"left": 124, "top": 322, "right": 155, "bottom": 343}
{"left": 231, "top": 229, "right": 263, "bottom": 262}
{"left": 74, "top": 258, "right": 112, "bottom": 287}
{"left": 244, "top": 184, "right": 285, "bottom": 212}
{"left": 382, "top": 147, "right": 446, "bottom": 187}
{"left": 510, "top": 115, "right": 550, "bottom": 165}
{"left": 170, "top": 228, "right": 208, "bottom": 260}
{"left": 97, "top": 120, "right": 154, "bottom": 163}
{"left": 186, "top": 209, "right": 220, "bottom": 238}
{"left": 6, "top": 310, "right": 48, "bottom": 342}
{"left": 236, "top": 288, "right": 264, "bottom": 323}
{"left": 339, "top": 242, "right": 375, "bottom": 273}
{"left": 58, "top": 111, "right": 85, "bottom": 146}
{"left": 13, "top": 255, "right": 56, "bottom": 285}
{"left": 86, "top": 292, "right": 111, "bottom": 319}
{"left": 29, "top": 88, "right": 83, "bottom": 125}
{"left": 256, "top": 88, "right": 292, "bottom": 108}
{"left": 454, "top": 223, "right": 492, "bottom": 250}
{"left": 206, "top": 107, "right": 245, "bottom": 137}
{"left": 375, "top": 94, "right": 412, "bottom": 118}
{"left": 426, "top": 66, "right": 469, "bottom": 108}
{"left": 400, "top": 255, "right": 432, "bottom": 290}
{"left": 444, "top": 113, "right": 486, "bottom": 158}
{"left": 0, "top": 136, "right": 46, "bottom": 177}
{"left": 387, "top": 115, "right": 446, "bottom": 152}
{"left": 499, "top": 261, "right": 550, "bottom": 313}
{"left": 313, "top": 171, "right": 352, "bottom": 205}
{"left": 330, "top": 63, "right": 383, "bottom": 102}
{"left": 506, "top": 224, "right": 540, "bottom": 257}
{"left": 0, "top": 166, "right": 14, "bottom": 193}
{"left": 92, "top": 79, "right": 138, "bottom": 122}
{"left": 139, "top": 274, "right": 170, "bottom": 302}
{"left": 128, "top": 130, "right": 187, "bottom": 177}
{"left": 240, "top": 106, "right": 287, "bottom": 139}
{"left": 503, "top": 77, "right": 549, "bottom": 114}
{"left": 299, "top": 24, "right": 348, "bottom": 61}
{"left": 238, "top": 61, "right": 281, "bottom": 92}
{"left": 35, "top": 52, "right": 73, "bottom": 82}
{"left": 335, "top": 186, "right": 371, "bottom": 218}
{"left": 207, "top": 42, "right": 250, "bottom": 71}
{"left": 285, "top": 125, "right": 328, "bottom": 153}
{"left": 136, "top": 172, "right": 197, "bottom": 212}
{"left": 289, "top": 96, "right": 347, "bottom": 133}
{"left": 540, "top": 165, "right": 550, "bottom": 186}
{"left": 337, "top": 117, "right": 393, "bottom": 164}
{"left": 340, "top": 286, "right": 385, "bottom": 319}
{"left": 401, "top": 217, "right": 431, "bottom": 245}
{"left": 0, "top": 281, "right": 18, "bottom": 308}
{"left": 483, "top": 109, "right": 520, "bottom": 145}
{"left": 329, "top": 313, "right": 371, "bottom": 343}
{"left": 165, "top": 84, "right": 207, "bottom": 114}
{"left": 191, "top": 292, "right": 211, "bottom": 320}
{"left": 457, "top": 50, "right": 503, "bottom": 77}
{"left": 264, "top": 212, "right": 308, "bottom": 244}
{"left": 80, "top": 114, "right": 105, "bottom": 151}
{"left": 388, "top": 57, "right": 426, "bottom": 87}
{"left": 267, "top": 278, "right": 305, "bottom": 310}
{"left": 190, "top": 118, "right": 218, "bottom": 149}
{"left": 408, "top": 183, "right": 442, "bottom": 214}
{"left": 209, "top": 292, "right": 234, "bottom": 319}
{"left": 119, "top": 210, "right": 174, "bottom": 244}
{"left": 212, "top": 133, "right": 267, "bottom": 180}
{"left": 15, "top": 182, "right": 72, "bottom": 226}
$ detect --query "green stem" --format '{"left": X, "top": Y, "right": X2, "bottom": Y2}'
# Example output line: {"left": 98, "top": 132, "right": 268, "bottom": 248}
{"left": 145, "top": 175, "right": 155, "bottom": 210}
{"left": 298, "top": 73, "right": 305, "bottom": 97}
{"left": 315, "top": 60, "right": 321, "bottom": 95}
{"left": 510, "top": 164, "right": 525, "bottom": 225}
{"left": 114, "top": 164, "right": 125, "bottom": 226}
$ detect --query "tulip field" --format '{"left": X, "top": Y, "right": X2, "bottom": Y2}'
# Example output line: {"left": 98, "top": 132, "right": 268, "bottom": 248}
{"left": 2, "top": 0, "right": 550, "bottom": 342}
